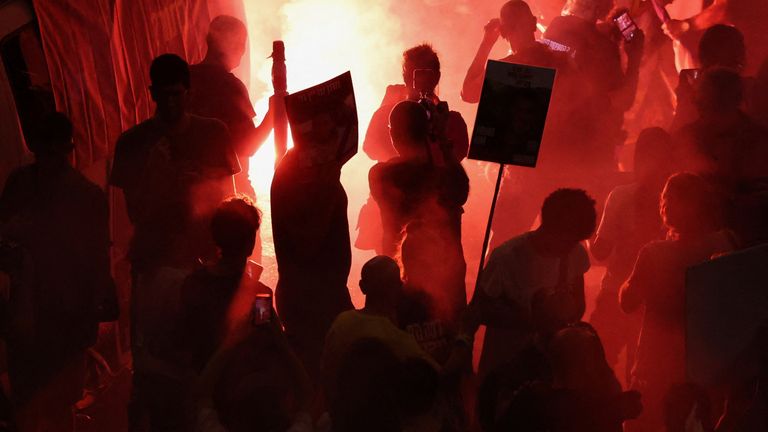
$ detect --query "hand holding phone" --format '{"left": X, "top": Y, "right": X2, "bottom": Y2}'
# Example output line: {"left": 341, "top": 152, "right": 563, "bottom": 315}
{"left": 679, "top": 68, "right": 701, "bottom": 87}
{"left": 413, "top": 69, "right": 438, "bottom": 96}
{"left": 252, "top": 293, "right": 272, "bottom": 326}
{"left": 614, "top": 12, "right": 639, "bottom": 42}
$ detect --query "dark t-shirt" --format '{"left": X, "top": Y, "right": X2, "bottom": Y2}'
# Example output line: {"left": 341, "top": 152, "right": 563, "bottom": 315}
{"left": 674, "top": 112, "right": 768, "bottom": 187}
{"left": 544, "top": 16, "right": 623, "bottom": 94}
{"left": 189, "top": 63, "right": 256, "bottom": 156}
{"left": 544, "top": 16, "right": 626, "bottom": 168}
{"left": 110, "top": 115, "right": 239, "bottom": 270}
{"left": 0, "top": 163, "right": 110, "bottom": 353}
{"left": 176, "top": 264, "right": 270, "bottom": 372}
{"left": 213, "top": 331, "right": 298, "bottom": 432}
{"left": 370, "top": 158, "right": 469, "bottom": 321}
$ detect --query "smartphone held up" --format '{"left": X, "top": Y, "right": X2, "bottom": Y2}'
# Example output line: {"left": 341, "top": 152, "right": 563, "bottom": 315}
{"left": 614, "top": 12, "right": 639, "bottom": 42}
{"left": 252, "top": 293, "right": 272, "bottom": 326}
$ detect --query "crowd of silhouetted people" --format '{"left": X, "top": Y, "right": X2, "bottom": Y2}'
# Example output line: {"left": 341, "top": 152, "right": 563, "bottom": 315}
{"left": 1, "top": 0, "right": 768, "bottom": 431}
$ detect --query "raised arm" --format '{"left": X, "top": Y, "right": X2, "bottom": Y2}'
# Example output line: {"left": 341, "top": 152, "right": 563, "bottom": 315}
{"left": 240, "top": 95, "right": 279, "bottom": 157}
{"left": 610, "top": 30, "right": 645, "bottom": 112}
{"left": 462, "top": 19, "right": 501, "bottom": 104}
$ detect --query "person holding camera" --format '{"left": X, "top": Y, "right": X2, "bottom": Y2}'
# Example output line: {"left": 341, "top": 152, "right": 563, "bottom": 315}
{"left": 357, "top": 44, "right": 469, "bottom": 254}
{"left": 369, "top": 101, "right": 469, "bottom": 363}
{"left": 364, "top": 44, "right": 469, "bottom": 164}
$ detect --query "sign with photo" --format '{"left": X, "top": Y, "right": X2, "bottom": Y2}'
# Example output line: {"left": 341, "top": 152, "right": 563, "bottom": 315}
{"left": 285, "top": 71, "right": 358, "bottom": 166}
{"left": 468, "top": 61, "right": 556, "bottom": 167}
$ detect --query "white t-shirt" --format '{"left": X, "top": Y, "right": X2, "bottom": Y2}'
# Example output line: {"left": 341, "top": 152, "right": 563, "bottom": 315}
{"left": 481, "top": 231, "right": 590, "bottom": 307}
{"left": 478, "top": 231, "right": 591, "bottom": 376}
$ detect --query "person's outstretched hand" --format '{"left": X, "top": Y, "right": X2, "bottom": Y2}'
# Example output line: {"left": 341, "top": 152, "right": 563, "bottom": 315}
{"left": 483, "top": 19, "right": 501, "bottom": 45}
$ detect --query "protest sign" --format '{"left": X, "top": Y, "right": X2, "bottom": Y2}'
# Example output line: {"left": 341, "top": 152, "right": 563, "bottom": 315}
{"left": 285, "top": 71, "right": 358, "bottom": 165}
{"left": 468, "top": 61, "right": 556, "bottom": 167}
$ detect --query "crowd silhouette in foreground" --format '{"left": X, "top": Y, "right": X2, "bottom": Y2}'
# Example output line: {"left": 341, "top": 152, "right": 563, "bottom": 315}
{"left": 1, "top": 0, "right": 768, "bottom": 431}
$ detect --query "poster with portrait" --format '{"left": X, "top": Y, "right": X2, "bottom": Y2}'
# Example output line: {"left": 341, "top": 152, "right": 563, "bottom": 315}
{"left": 468, "top": 61, "right": 556, "bottom": 167}
{"left": 686, "top": 244, "right": 768, "bottom": 386}
{"left": 285, "top": 71, "right": 358, "bottom": 166}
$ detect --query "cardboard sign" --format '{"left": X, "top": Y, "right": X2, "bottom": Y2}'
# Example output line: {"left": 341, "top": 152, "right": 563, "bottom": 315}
{"left": 468, "top": 61, "right": 556, "bottom": 167}
{"left": 686, "top": 244, "right": 768, "bottom": 386}
{"left": 285, "top": 71, "right": 358, "bottom": 166}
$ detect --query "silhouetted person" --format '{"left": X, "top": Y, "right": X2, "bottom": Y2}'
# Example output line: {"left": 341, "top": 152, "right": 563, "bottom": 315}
{"left": 271, "top": 133, "right": 353, "bottom": 382}
{"left": 589, "top": 127, "right": 674, "bottom": 382}
{"left": 110, "top": 54, "right": 239, "bottom": 431}
{"left": 545, "top": 324, "right": 639, "bottom": 432}
{"left": 176, "top": 197, "right": 266, "bottom": 372}
{"left": 188, "top": 15, "right": 275, "bottom": 200}
{"left": 466, "top": 189, "right": 596, "bottom": 380}
{"left": 621, "top": 172, "right": 735, "bottom": 431}
{"left": 370, "top": 101, "right": 469, "bottom": 362}
{"left": 356, "top": 44, "right": 469, "bottom": 252}
{"left": 489, "top": 323, "right": 642, "bottom": 432}
{"left": 462, "top": 0, "right": 567, "bottom": 104}
{"left": 182, "top": 198, "right": 312, "bottom": 432}
{"left": 476, "top": 286, "right": 574, "bottom": 432}
{"left": 544, "top": 0, "right": 645, "bottom": 172}
{"left": 329, "top": 339, "right": 403, "bottom": 432}
{"left": 363, "top": 44, "right": 469, "bottom": 163}
{"left": 0, "top": 112, "right": 114, "bottom": 432}
{"left": 322, "top": 256, "right": 437, "bottom": 409}
{"left": 674, "top": 67, "right": 768, "bottom": 246}
{"left": 671, "top": 25, "right": 749, "bottom": 132}
{"left": 675, "top": 68, "right": 768, "bottom": 187}
{"left": 461, "top": 0, "right": 588, "bottom": 247}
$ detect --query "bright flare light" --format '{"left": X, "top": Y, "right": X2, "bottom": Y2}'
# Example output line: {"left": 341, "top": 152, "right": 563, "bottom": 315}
{"left": 243, "top": 0, "right": 405, "bottom": 296}
{"left": 245, "top": 0, "right": 404, "bottom": 195}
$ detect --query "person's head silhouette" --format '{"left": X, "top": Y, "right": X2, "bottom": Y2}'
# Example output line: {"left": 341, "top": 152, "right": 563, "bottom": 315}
{"left": 149, "top": 54, "right": 191, "bottom": 124}
{"left": 28, "top": 112, "right": 74, "bottom": 163}
{"left": 206, "top": 15, "right": 248, "bottom": 71}
{"left": 388, "top": 100, "right": 429, "bottom": 159}
{"left": 699, "top": 24, "right": 745, "bottom": 73}
{"left": 211, "top": 196, "right": 262, "bottom": 260}
{"left": 499, "top": 1, "right": 538, "bottom": 50}
{"left": 537, "top": 188, "right": 597, "bottom": 255}
{"left": 402, "top": 44, "right": 441, "bottom": 97}
{"left": 359, "top": 256, "right": 403, "bottom": 313}
{"left": 661, "top": 172, "right": 720, "bottom": 239}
